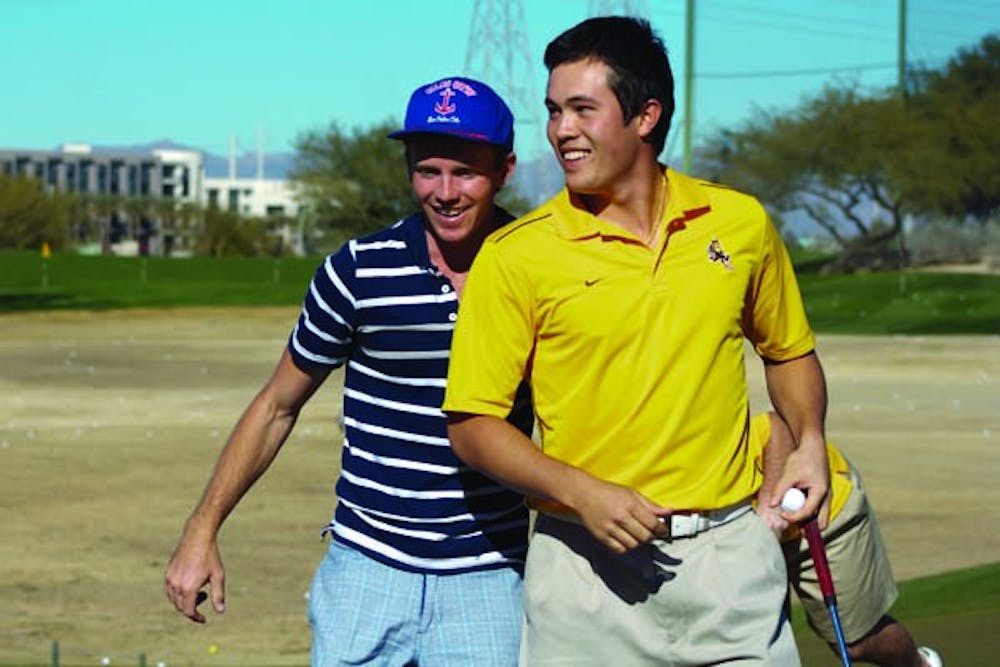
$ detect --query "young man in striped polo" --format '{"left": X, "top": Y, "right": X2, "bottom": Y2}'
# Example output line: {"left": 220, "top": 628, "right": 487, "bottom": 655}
{"left": 164, "top": 76, "right": 531, "bottom": 666}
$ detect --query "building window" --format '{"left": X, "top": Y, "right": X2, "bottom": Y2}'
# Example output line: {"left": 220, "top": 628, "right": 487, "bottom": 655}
{"left": 162, "top": 164, "right": 175, "bottom": 179}
{"left": 228, "top": 188, "right": 239, "bottom": 212}
{"left": 80, "top": 162, "right": 91, "bottom": 191}
{"left": 140, "top": 163, "right": 152, "bottom": 195}
{"left": 66, "top": 163, "right": 77, "bottom": 191}
{"left": 110, "top": 161, "right": 124, "bottom": 195}
{"left": 97, "top": 165, "right": 108, "bottom": 193}
{"left": 207, "top": 188, "right": 219, "bottom": 208}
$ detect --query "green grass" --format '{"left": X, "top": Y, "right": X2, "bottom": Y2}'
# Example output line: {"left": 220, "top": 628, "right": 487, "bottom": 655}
{"left": 0, "top": 250, "right": 320, "bottom": 311}
{"left": 799, "top": 271, "right": 1000, "bottom": 334}
{"left": 3, "top": 250, "right": 999, "bottom": 334}
{"left": 792, "top": 561, "right": 1000, "bottom": 665}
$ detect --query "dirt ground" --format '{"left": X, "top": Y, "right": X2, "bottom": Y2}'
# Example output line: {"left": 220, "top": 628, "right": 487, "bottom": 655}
{"left": 1, "top": 308, "right": 997, "bottom": 666}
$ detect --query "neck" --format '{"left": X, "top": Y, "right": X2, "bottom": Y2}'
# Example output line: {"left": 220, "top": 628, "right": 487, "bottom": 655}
{"left": 425, "top": 210, "right": 498, "bottom": 276}
{"left": 571, "top": 162, "right": 667, "bottom": 245}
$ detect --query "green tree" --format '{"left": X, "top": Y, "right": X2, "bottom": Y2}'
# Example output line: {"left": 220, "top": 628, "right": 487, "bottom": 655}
{"left": 292, "top": 120, "right": 413, "bottom": 249}
{"left": 0, "top": 173, "right": 70, "bottom": 249}
{"left": 700, "top": 86, "right": 921, "bottom": 268}
{"left": 193, "top": 207, "right": 270, "bottom": 257}
{"left": 905, "top": 34, "right": 1000, "bottom": 221}
{"left": 698, "top": 34, "right": 1000, "bottom": 270}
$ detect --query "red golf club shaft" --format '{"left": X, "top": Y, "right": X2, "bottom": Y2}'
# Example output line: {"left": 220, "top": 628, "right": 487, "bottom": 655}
{"left": 803, "top": 519, "right": 852, "bottom": 667}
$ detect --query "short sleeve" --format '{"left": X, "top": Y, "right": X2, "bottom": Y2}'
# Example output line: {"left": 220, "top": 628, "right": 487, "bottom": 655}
{"left": 443, "top": 239, "right": 535, "bottom": 418}
{"left": 742, "top": 215, "right": 816, "bottom": 361}
{"left": 287, "top": 244, "right": 358, "bottom": 371}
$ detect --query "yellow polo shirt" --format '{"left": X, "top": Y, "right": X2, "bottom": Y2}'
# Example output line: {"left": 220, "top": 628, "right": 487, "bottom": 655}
{"left": 748, "top": 413, "right": 852, "bottom": 521}
{"left": 443, "top": 168, "right": 816, "bottom": 510}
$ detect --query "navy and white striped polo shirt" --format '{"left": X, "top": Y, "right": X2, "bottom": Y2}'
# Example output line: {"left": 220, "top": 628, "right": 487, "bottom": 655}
{"left": 288, "top": 211, "right": 532, "bottom": 573}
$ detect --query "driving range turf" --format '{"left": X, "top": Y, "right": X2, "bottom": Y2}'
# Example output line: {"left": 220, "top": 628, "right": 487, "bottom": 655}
{"left": 1, "top": 307, "right": 997, "bottom": 666}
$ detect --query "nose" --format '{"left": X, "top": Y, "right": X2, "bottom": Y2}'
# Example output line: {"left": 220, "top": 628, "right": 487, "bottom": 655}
{"left": 548, "top": 112, "right": 576, "bottom": 145}
{"left": 435, "top": 174, "right": 459, "bottom": 203}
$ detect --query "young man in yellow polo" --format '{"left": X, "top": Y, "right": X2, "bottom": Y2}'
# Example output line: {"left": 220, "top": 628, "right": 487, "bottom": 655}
{"left": 443, "top": 16, "right": 830, "bottom": 666}
{"left": 753, "top": 412, "right": 944, "bottom": 667}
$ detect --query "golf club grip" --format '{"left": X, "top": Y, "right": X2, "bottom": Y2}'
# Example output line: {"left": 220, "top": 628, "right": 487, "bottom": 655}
{"left": 803, "top": 520, "right": 836, "bottom": 601}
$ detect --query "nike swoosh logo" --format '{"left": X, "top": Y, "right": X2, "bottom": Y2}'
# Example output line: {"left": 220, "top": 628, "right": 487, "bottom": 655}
{"left": 584, "top": 278, "right": 602, "bottom": 286}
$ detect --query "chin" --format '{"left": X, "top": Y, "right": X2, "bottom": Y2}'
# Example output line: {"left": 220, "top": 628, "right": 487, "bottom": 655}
{"left": 432, "top": 225, "right": 474, "bottom": 244}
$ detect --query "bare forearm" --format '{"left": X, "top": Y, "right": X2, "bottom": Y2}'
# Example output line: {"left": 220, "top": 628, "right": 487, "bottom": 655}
{"left": 764, "top": 351, "right": 827, "bottom": 450}
{"left": 449, "top": 413, "right": 670, "bottom": 553}
{"left": 763, "top": 350, "right": 831, "bottom": 523}
{"left": 448, "top": 414, "right": 591, "bottom": 508}
{"left": 759, "top": 412, "right": 793, "bottom": 501}
{"left": 183, "top": 350, "right": 325, "bottom": 537}
{"left": 185, "top": 395, "right": 298, "bottom": 535}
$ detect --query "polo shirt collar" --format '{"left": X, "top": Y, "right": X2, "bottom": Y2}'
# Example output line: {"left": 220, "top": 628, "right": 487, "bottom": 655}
{"left": 550, "top": 166, "right": 712, "bottom": 240}
{"left": 399, "top": 212, "right": 434, "bottom": 269}
{"left": 403, "top": 207, "right": 517, "bottom": 269}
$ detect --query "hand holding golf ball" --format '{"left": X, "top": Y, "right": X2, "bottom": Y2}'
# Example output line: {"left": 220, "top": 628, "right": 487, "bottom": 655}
{"left": 780, "top": 487, "right": 807, "bottom": 513}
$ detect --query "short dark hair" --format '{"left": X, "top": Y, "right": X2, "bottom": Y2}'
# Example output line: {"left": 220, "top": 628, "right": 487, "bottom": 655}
{"left": 544, "top": 16, "right": 675, "bottom": 154}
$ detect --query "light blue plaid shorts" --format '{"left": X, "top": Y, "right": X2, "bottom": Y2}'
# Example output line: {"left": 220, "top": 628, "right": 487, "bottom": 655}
{"left": 308, "top": 539, "right": 523, "bottom": 667}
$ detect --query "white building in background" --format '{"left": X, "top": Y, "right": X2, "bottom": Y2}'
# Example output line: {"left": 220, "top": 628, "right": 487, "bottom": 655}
{"left": 204, "top": 175, "right": 300, "bottom": 218}
{"left": 0, "top": 141, "right": 308, "bottom": 255}
{"left": 0, "top": 143, "right": 204, "bottom": 203}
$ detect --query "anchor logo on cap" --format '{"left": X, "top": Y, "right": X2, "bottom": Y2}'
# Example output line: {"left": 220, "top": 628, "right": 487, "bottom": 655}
{"left": 434, "top": 87, "right": 457, "bottom": 115}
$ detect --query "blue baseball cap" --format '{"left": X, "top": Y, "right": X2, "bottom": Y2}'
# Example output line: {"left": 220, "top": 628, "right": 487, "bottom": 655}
{"left": 389, "top": 76, "right": 514, "bottom": 152}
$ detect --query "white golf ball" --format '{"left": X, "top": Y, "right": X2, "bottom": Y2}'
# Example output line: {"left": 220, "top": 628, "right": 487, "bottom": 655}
{"left": 780, "top": 487, "right": 806, "bottom": 512}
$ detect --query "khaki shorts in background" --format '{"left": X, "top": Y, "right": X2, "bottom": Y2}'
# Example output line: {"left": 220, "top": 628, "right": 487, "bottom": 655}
{"left": 784, "top": 461, "right": 898, "bottom": 644}
{"left": 522, "top": 511, "right": 800, "bottom": 666}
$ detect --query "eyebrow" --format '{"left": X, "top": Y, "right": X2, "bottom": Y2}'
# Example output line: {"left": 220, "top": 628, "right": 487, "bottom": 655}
{"left": 545, "top": 94, "right": 601, "bottom": 107}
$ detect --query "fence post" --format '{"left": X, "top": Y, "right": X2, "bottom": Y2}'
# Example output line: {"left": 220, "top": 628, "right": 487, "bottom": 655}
{"left": 138, "top": 652, "right": 147, "bottom": 667}
{"left": 51, "top": 639, "right": 60, "bottom": 667}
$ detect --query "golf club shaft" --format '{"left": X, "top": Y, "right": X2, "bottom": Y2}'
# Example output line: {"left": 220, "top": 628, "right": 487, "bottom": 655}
{"left": 803, "top": 520, "right": 852, "bottom": 667}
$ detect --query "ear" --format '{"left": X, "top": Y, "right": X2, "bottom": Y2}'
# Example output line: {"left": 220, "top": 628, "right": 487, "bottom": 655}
{"left": 498, "top": 152, "right": 517, "bottom": 187}
{"left": 636, "top": 99, "right": 663, "bottom": 142}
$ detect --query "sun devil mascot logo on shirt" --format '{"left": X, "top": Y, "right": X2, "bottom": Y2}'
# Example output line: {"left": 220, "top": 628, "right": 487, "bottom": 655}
{"left": 707, "top": 238, "right": 734, "bottom": 272}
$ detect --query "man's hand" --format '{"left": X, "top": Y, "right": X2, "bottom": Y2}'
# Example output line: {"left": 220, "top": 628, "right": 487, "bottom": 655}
{"left": 163, "top": 532, "right": 226, "bottom": 623}
{"left": 755, "top": 487, "right": 790, "bottom": 540}
{"left": 572, "top": 477, "right": 671, "bottom": 554}
{"left": 771, "top": 433, "right": 831, "bottom": 529}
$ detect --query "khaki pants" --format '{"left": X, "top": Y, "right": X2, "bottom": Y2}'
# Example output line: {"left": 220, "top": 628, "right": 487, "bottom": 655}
{"left": 522, "top": 511, "right": 800, "bottom": 666}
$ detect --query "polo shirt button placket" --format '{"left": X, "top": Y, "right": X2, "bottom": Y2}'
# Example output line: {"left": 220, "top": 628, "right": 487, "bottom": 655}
{"left": 439, "top": 282, "right": 457, "bottom": 322}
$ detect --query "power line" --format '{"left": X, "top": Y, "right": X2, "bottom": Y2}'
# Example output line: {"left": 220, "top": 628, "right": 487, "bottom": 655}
{"left": 698, "top": 62, "right": 899, "bottom": 80}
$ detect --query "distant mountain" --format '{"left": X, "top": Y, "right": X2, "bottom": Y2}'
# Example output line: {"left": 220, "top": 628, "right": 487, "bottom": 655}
{"left": 203, "top": 150, "right": 296, "bottom": 180}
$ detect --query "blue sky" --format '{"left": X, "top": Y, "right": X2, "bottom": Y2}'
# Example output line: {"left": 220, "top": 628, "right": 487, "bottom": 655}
{"left": 1, "top": 0, "right": 996, "bottom": 164}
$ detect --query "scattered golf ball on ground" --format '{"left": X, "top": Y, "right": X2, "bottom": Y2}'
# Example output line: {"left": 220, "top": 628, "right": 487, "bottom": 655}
{"left": 781, "top": 487, "right": 806, "bottom": 512}
{"left": 208, "top": 644, "right": 219, "bottom": 655}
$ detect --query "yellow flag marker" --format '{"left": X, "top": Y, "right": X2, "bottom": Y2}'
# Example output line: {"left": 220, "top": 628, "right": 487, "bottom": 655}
{"left": 41, "top": 241, "right": 51, "bottom": 259}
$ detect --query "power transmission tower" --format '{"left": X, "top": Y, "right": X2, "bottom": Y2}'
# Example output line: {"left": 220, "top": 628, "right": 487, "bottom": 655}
{"left": 464, "top": 0, "right": 542, "bottom": 158}
{"left": 465, "top": 0, "right": 557, "bottom": 201}
{"left": 588, "top": 0, "right": 650, "bottom": 18}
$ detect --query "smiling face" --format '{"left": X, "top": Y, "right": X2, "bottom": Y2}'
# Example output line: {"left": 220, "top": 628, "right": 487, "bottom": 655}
{"left": 545, "top": 58, "right": 657, "bottom": 199}
{"left": 407, "top": 134, "right": 514, "bottom": 247}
